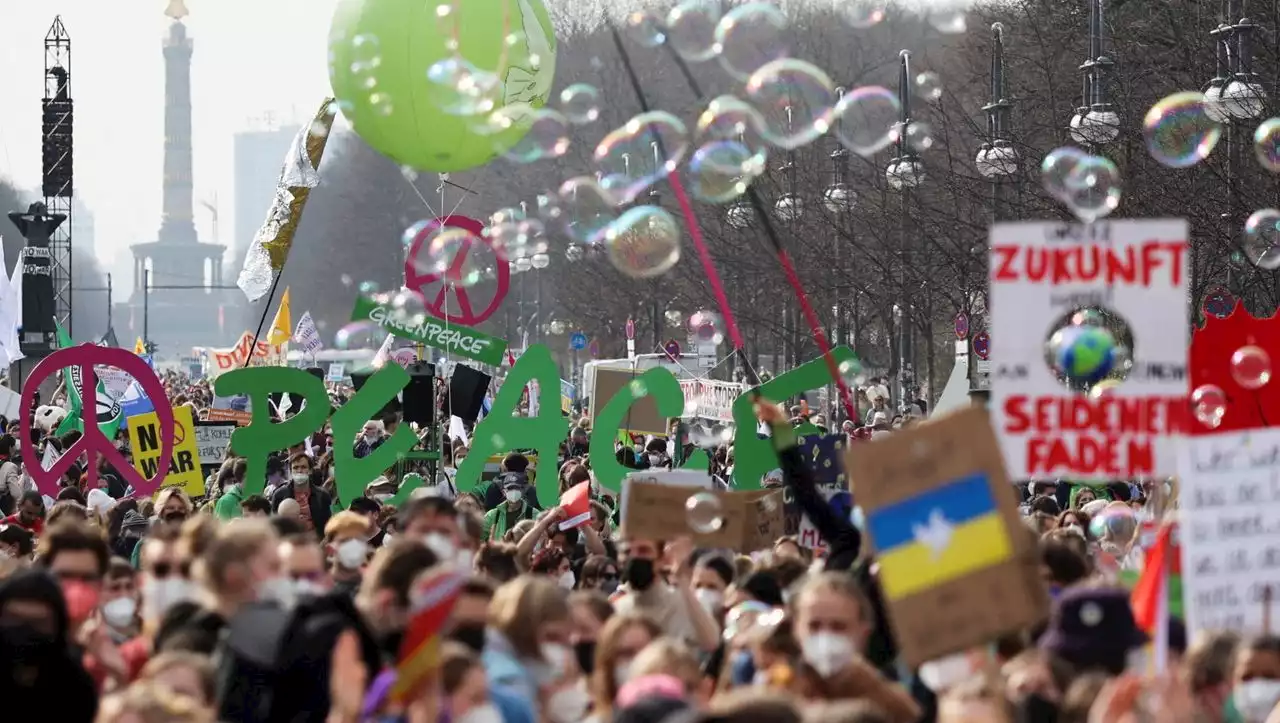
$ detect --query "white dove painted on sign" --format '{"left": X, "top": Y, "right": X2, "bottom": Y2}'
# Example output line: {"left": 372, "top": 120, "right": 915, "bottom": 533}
{"left": 504, "top": 0, "right": 554, "bottom": 107}
{"left": 911, "top": 509, "right": 955, "bottom": 559}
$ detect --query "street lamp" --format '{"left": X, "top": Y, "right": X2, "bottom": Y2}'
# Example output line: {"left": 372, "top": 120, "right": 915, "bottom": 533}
{"left": 824, "top": 92, "right": 857, "bottom": 424}
{"left": 1068, "top": 0, "right": 1120, "bottom": 149}
{"left": 885, "top": 49, "right": 924, "bottom": 408}
{"left": 725, "top": 202, "right": 753, "bottom": 229}
{"left": 773, "top": 107, "right": 805, "bottom": 370}
{"left": 976, "top": 23, "right": 1019, "bottom": 190}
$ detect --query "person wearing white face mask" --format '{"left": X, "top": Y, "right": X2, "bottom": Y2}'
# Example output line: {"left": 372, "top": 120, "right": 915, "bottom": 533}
{"left": 100, "top": 559, "right": 141, "bottom": 644}
{"left": 443, "top": 643, "right": 505, "bottom": 723}
{"left": 482, "top": 576, "right": 577, "bottom": 718}
{"left": 481, "top": 475, "right": 539, "bottom": 542}
{"left": 1233, "top": 636, "right": 1280, "bottom": 722}
{"left": 279, "top": 534, "right": 331, "bottom": 598}
{"left": 691, "top": 555, "right": 733, "bottom": 619}
{"left": 324, "top": 511, "right": 373, "bottom": 598}
{"left": 270, "top": 452, "right": 332, "bottom": 536}
{"left": 791, "top": 572, "right": 921, "bottom": 721}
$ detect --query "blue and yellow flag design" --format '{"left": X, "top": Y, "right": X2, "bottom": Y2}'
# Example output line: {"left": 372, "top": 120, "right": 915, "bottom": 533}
{"left": 866, "top": 472, "right": 1012, "bottom": 601}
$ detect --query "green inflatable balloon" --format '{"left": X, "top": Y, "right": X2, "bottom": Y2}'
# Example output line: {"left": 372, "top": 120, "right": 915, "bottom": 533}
{"left": 328, "top": 0, "right": 557, "bottom": 172}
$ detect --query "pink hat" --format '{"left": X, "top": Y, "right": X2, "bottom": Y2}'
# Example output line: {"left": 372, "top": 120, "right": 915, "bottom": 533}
{"left": 615, "top": 674, "right": 686, "bottom": 708}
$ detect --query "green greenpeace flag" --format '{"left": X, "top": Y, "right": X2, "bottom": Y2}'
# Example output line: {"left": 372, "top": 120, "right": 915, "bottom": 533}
{"left": 54, "top": 322, "right": 124, "bottom": 440}
{"left": 351, "top": 295, "right": 508, "bottom": 366}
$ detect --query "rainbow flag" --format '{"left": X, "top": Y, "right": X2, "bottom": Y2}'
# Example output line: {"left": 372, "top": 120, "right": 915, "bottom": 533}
{"left": 867, "top": 472, "right": 1013, "bottom": 601}
{"left": 389, "top": 568, "right": 464, "bottom": 705}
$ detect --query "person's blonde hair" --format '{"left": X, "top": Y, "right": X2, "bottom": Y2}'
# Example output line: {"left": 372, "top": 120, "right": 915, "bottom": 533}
{"left": 139, "top": 651, "right": 216, "bottom": 704}
{"left": 196, "top": 518, "right": 278, "bottom": 594}
{"left": 324, "top": 510, "right": 372, "bottom": 542}
{"left": 95, "top": 680, "right": 214, "bottom": 723}
{"left": 156, "top": 487, "right": 193, "bottom": 515}
{"left": 487, "top": 575, "right": 570, "bottom": 660}
{"left": 630, "top": 638, "right": 701, "bottom": 692}
{"left": 590, "top": 612, "right": 663, "bottom": 716}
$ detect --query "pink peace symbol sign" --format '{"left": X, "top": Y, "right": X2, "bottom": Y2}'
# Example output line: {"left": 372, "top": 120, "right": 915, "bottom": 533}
{"left": 403, "top": 215, "right": 510, "bottom": 325}
{"left": 21, "top": 345, "right": 174, "bottom": 498}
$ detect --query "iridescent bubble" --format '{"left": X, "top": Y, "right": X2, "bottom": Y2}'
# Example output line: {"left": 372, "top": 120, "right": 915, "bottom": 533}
{"left": 744, "top": 59, "right": 837, "bottom": 150}
{"left": 348, "top": 34, "right": 383, "bottom": 74}
{"left": 928, "top": 9, "right": 967, "bottom": 34}
{"left": 1088, "top": 379, "right": 1122, "bottom": 400}
{"left": 696, "top": 95, "right": 769, "bottom": 161}
{"left": 1088, "top": 504, "right": 1139, "bottom": 558}
{"left": 840, "top": 1, "right": 886, "bottom": 28}
{"left": 421, "top": 227, "right": 485, "bottom": 287}
{"left": 838, "top": 358, "right": 866, "bottom": 387}
{"left": 604, "top": 206, "right": 682, "bottom": 279}
{"left": 425, "top": 57, "right": 500, "bottom": 116}
{"left": 629, "top": 379, "right": 649, "bottom": 397}
{"left": 666, "top": 0, "right": 722, "bottom": 62}
{"left": 1062, "top": 155, "right": 1122, "bottom": 222}
{"left": 1040, "top": 147, "right": 1089, "bottom": 200}
{"left": 914, "top": 71, "right": 943, "bottom": 102}
{"left": 1255, "top": 118, "right": 1280, "bottom": 172}
{"left": 334, "top": 321, "right": 377, "bottom": 349}
{"left": 488, "top": 220, "right": 527, "bottom": 260}
{"left": 1142, "top": 91, "right": 1222, "bottom": 168}
{"left": 1243, "top": 209, "right": 1280, "bottom": 270}
{"left": 594, "top": 111, "right": 690, "bottom": 203}
{"left": 559, "top": 84, "right": 601, "bottom": 125}
{"left": 1191, "top": 384, "right": 1228, "bottom": 428}
{"left": 832, "top": 85, "right": 902, "bottom": 157}
{"left": 1231, "top": 345, "right": 1273, "bottom": 389}
{"left": 714, "top": 3, "right": 789, "bottom": 81}
{"left": 496, "top": 107, "right": 571, "bottom": 163}
{"left": 358, "top": 281, "right": 380, "bottom": 295}
{"left": 689, "top": 310, "right": 726, "bottom": 345}
{"left": 685, "top": 492, "right": 725, "bottom": 533}
{"left": 689, "top": 140, "right": 765, "bottom": 203}
{"left": 558, "top": 176, "right": 620, "bottom": 245}
{"left": 368, "top": 93, "right": 394, "bottom": 117}
{"left": 905, "top": 122, "right": 934, "bottom": 152}
{"left": 625, "top": 10, "right": 667, "bottom": 48}
{"left": 536, "top": 192, "right": 562, "bottom": 221}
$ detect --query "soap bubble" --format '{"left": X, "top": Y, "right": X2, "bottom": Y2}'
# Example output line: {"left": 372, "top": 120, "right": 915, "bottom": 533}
{"left": 695, "top": 95, "right": 769, "bottom": 170}
{"left": 358, "top": 280, "right": 380, "bottom": 295}
{"left": 928, "top": 9, "right": 967, "bottom": 34}
{"left": 1231, "top": 345, "right": 1272, "bottom": 389}
{"left": 714, "top": 3, "right": 789, "bottom": 81}
{"left": 1142, "top": 91, "right": 1222, "bottom": 168}
{"left": 559, "top": 84, "right": 601, "bottom": 125}
{"left": 420, "top": 227, "right": 485, "bottom": 287}
{"left": 689, "top": 310, "right": 726, "bottom": 345}
{"left": 833, "top": 85, "right": 902, "bottom": 157}
{"left": 685, "top": 492, "right": 725, "bottom": 533}
{"left": 744, "top": 59, "right": 837, "bottom": 150}
{"left": 629, "top": 379, "right": 649, "bottom": 397}
{"left": 689, "top": 140, "right": 764, "bottom": 202}
{"left": 1088, "top": 378, "right": 1122, "bottom": 400}
{"left": 625, "top": 10, "right": 667, "bottom": 47}
{"left": 1040, "top": 147, "right": 1089, "bottom": 200}
{"left": 838, "top": 358, "right": 866, "bottom": 386}
{"left": 1244, "top": 209, "right": 1280, "bottom": 270}
{"left": 666, "top": 0, "right": 721, "bottom": 62}
{"left": 1061, "top": 155, "right": 1122, "bottom": 222}
{"left": 905, "top": 122, "right": 934, "bottom": 152}
{"left": 334, "top": 321, "right": 377, "bottom": 349}
{"left": 595, "top": 111, "right": 690, "bottom": 203}
{"left": 1089, "top": 504, "right": 1139, "bottom": 558}
{"left": 914, "top": 71, "right": 943, "bottom": 102}
{"left": 425, "top": 57, "right": 500, "bottom": 116}
{"left": 840, "top": 2, "right": 886, "bottom": 28}
{"left": 495, "top": 107, "right": 571, "bottom": 163}
{"left": 1254, "top": 118, "right": 1280, "bottom": 171}
{"left": 604, "top": 206, "right": 682, "bottom": 279}
{"left": 1191, "top": 384, "right": 1228, "bottom": 428}
{"left": 665, "top": 309, "right": 685, "bottom": 326}
{"left": 558, "top": 176, "right": 620, "bottom": 245}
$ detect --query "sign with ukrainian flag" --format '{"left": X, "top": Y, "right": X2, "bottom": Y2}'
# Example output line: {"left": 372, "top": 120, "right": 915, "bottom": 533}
{"left": 847, "top": 406, "right": 1048, "bottom": 667}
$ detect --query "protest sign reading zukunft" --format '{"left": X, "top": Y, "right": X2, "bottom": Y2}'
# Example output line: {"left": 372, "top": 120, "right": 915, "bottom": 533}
{"left": 352, "top": 294, "right": 507, "bottom": 365}
{"left": 127, "top": 405, "right": 204, "bottom": 496}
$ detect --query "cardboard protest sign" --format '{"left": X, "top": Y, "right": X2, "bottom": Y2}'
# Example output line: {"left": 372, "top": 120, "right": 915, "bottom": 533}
{"left": 847, "top": 406, "right": 1047, "bottom": 667}
{"left": 351, "top": 294, "right": 507, "bottom": 366}
{"left": 127, "top": 405, "right": 205, "bottom": 496}
{"left": 620, "top": 470, "right": 784, "bottom": 550}
{"left": 207, "top": 392, "right": 251, "bottom": 425}
{"left": 591, "top": 366, "right": 667, "bottom": 435}
{"left": 194, "top": 421, "right": 236, "bottom": 466}
{"left": 1178, "top": 428, "right": 1280, "bottom": 634}
{"left": 327, "top": 362, "right": 345, "bottom": 382}
{"left": 989, "top": 220, "right": 1189, "bottom": 478}
{"left": 21, "top": 345, "right": 174, "bottom": 498}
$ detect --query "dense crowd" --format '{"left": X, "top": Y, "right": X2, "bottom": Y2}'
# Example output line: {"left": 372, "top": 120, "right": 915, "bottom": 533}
{"left": 0, "top": 370, "right": 1263, "bottom": 723}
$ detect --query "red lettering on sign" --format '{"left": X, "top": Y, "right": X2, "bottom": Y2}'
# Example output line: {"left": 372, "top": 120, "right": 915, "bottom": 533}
{"left": 1003, "top": 395, "right": 1188, "bottom": 435}
{"left": 1026, "top": 436, "right": 1155, "bottom": 477}
{"left": 991, "top": 240, "right": 1186, "bottom": 287}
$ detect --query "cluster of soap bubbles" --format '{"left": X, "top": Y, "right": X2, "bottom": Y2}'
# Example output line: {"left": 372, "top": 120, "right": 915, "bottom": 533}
{"left": 1191, "top": 345, "right": 1273, "bottom": 428}
{"left": 1044, "top": 307, "right": 1131, "bottom": 394}
{"left": 1041, "top": 148, "right": 1123, "bottom": 223}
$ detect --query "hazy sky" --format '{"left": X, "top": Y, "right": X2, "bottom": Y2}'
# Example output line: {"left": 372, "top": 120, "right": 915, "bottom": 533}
{"left": 0, "top": 0, "right": 342, "bottom": 273}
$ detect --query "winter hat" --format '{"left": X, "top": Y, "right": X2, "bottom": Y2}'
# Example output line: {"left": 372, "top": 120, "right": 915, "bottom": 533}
{"left": 1038, "top": 586, "right": 1147, "bottom": 674}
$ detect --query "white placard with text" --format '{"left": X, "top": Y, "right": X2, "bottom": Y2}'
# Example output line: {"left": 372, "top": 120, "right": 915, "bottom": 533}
{"left": 989, "top": 219, "right": 1188, "bottom": 479}
{"left": 1180, "top": 429, "right": 1280, "bottom": 635}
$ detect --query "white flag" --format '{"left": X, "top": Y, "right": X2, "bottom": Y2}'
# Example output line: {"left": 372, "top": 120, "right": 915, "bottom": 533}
{"left": 7, "top": 259, "right": 23, "bottom": 365}
{"left": 372, "top": 333, "right": 395, "bottom": 368}
{"left": 293, "top": 310, "right": 323, "bottom": 355}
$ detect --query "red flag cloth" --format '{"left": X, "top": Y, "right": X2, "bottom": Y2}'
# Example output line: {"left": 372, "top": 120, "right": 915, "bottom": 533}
{"left": 558, "top": 481, "right": 592, "bottom": 530}
{"left": 1131, "top": 523, "right": 1171, "bottom": 635}
{"left": 390, "top": 568, "right": 464, "bottom": 705}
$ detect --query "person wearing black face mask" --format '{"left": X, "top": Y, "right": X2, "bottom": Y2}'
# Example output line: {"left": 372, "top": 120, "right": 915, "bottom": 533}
{"left": 611, "top": 537, "right": 721, "bottom": 653}
{"left": 0, "top": 569, "right": 99, "bottom": 722}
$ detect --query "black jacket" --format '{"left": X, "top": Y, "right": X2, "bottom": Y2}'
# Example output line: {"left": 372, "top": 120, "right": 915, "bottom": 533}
{"left": 270, "top": 482, "right": 332, "bottom": 536}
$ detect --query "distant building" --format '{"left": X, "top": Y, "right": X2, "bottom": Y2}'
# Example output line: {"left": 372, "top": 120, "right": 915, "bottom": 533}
{"left": 71, "top": 198, "right": 94, "bottom": 259}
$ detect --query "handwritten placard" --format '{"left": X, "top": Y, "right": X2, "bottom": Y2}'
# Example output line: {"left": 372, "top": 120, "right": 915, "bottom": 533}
{"left": 194, "top": 421, "right": 237, "bottom": 466}
{"left": 1179, "top": 429, "right": 1280, "bottom": 634}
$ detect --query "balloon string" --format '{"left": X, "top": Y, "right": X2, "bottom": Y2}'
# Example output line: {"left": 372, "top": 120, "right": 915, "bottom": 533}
{"left": 606, "top": 25, "right": 756, "bottom": 386}
{"left": 660, "top": 42, "right": 857, "bottom": 423}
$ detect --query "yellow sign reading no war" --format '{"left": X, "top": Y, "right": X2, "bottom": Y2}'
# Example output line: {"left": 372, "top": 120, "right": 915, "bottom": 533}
{"left": 127, "top": 405, "right": 204, "bottom": 497}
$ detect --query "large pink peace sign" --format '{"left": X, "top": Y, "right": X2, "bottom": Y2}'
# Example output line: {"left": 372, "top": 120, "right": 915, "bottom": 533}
{"left": 21, "top": 345, "right": 174, "bottom": 498}
{"left": 403, "top": 215, "right": 510, "bottom": 325}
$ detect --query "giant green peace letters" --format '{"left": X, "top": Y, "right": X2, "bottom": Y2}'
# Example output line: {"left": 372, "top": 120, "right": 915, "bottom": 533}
{"left": 214, "top": 343, "right": 857, "bottom": 501}
{"left": 453, "top": 345, "right": 568, "bottom": 504}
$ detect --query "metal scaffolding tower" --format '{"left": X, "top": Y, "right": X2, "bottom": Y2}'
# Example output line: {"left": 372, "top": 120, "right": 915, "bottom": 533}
{"left": 43, "top": 16, "right": 73, "bottom": 335}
